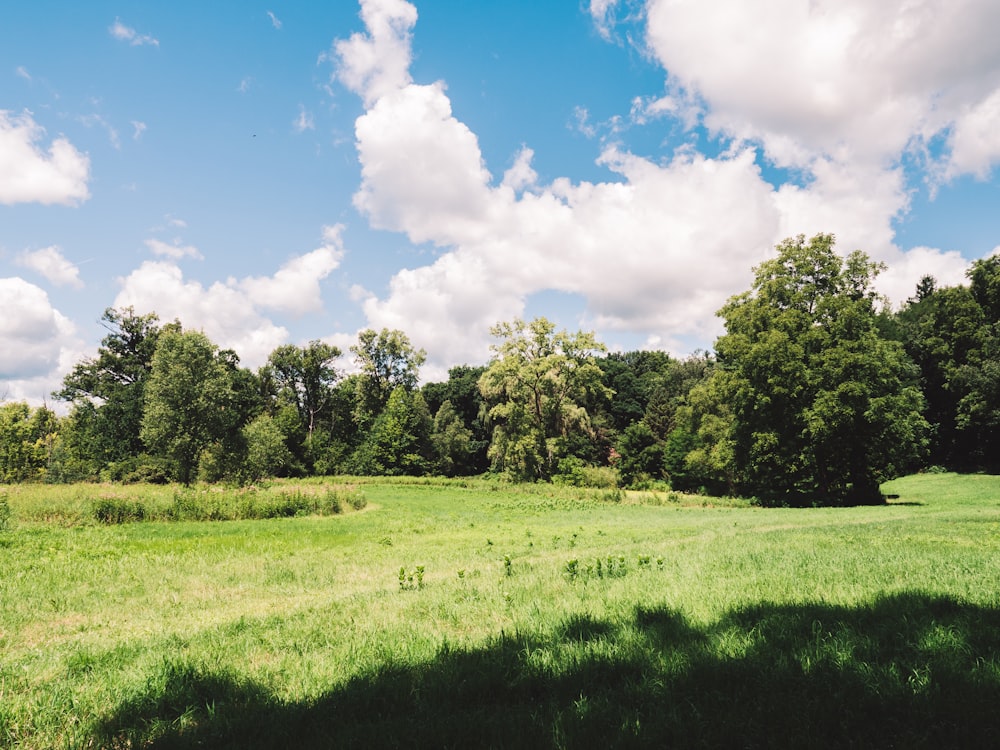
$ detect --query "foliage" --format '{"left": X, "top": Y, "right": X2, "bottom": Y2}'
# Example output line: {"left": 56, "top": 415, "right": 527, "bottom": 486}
{"left": 430, "top": 400, "right": 474, "bottom": 477}
{"left": 349, "top": 387, "right": 434, "bottom": 476}
{"left": 479, "top": 317, "right": 609, "bottom": 481}
{"left": 54, "top": 307, "right": 162, "bottom": 473}
{"left": 240, "top": 414, "right": 294, "bottom": 483}
{"left": 0, "top": 402, "right": 59, "bottom": 483}
{"left": 351, "top": 328, "right": 426, "bottom": 429}
{"left": 141, "top": 329, "right": 251, "bottom": 484}
{"left": 716, "top": 234, "right": 928, "bottom": 505}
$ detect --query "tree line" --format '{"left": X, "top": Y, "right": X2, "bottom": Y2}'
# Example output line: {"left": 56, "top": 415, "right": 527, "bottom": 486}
{"left": 2, "top": 234, "right": 998, "bottom": 505}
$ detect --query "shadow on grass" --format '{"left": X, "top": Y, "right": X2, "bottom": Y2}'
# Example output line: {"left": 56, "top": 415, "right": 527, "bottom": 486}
{"left": 91, "top": 592, "right": 1000, "bottom": 749}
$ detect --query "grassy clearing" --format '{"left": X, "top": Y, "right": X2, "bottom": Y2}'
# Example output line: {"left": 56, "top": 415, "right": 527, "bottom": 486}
{"left": 1, "top": 474, "right": 999, "bottom": 748}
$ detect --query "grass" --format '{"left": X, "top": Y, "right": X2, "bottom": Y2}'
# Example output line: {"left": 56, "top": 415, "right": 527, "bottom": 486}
{"left": 0, "top": 473, "right": 999, "bottom": 747}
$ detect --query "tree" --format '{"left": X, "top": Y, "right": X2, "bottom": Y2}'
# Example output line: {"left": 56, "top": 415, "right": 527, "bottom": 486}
{"left": 716, "top": 234, "right": 927, "bottom": 505}
{"left": 350, "top": 329, "right": 426, "bottom": 429}
{"left": 141, "top": 329, "right": 247, "bottom": 484}
{"left": 431, "top": 400, "right": 474, "bottom": 477}
{"left": 422, "top": 365, "right": 490, "bottom": 473}
{"left": 54, "top": 307, "right": 161, "bottom": 473}
{"left": 349, "top": 387, "right": 433, "bottom": 476}
{"left": 478, "top": 318, "right": 609, "bottom": 481}
{"left": 0, "top": 402, "right": 59, "bottom": 483}
{"left": 265, "top": 341, "right": 341, "bottom": 440}
{"left": 240, "top": 414, "right": 294, "bottom": 483}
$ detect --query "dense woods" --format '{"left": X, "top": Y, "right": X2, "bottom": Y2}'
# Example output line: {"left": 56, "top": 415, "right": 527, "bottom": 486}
{"left": 2, "top": 235, "right": 998, "bottom": 504}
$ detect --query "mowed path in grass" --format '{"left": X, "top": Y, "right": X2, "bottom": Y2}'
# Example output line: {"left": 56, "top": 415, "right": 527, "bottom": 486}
{"left": 1, "top": 473, "right": 999, "bottom": 748}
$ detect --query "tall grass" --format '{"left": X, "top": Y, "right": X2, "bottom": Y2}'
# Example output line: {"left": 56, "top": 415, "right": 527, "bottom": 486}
{"left": 1, "top": 473, "right": 998, "bottom": 748}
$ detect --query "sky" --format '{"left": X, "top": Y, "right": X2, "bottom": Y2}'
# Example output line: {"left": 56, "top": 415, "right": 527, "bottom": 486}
{"left": 4, "top": 0, "right": 1000, "bottom": 406}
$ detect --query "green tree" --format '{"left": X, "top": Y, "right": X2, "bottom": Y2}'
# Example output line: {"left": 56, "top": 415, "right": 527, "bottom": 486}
{"left": 716, "top": 234, "right": 927, "bottom": 505}
{"left": 264, "top": 341, "right": 342, "bottom": 444}
{"left": 54, "top": 307, "right": 161, "bottom": 473}
{"left": 141, "top": 329, "right": 246, "bottom": 484}
{"left": 240, "top": 414, "right": 294, "bottom": 483}
{"left": 349, "top": 387, "right": 433, "bottom": 476}
{"left": 350, "top": 329, "right": 426, "bottom": 429}
{"left": 431, "top": 399, "right": 474, "bottom": 477}
{"left": 422, "top": 365, "right": 490, "bottom": 473}
{"left": 0, "top": 402, "right": 59, "bottom": 483}
{"left": 478, "top": 318, "right": 609, "bottom": 481}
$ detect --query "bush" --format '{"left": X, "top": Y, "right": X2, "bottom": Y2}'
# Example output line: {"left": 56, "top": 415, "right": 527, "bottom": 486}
{"left": 0, "top": 495, "right": 11, "bottom": 532}
{"left": 93, "top": 497, "right": 147, "bottom": 524}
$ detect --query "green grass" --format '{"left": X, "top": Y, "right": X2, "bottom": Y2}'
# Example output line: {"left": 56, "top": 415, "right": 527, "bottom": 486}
{"left": 1, "top": 474, "right": 999, "bottom": 748}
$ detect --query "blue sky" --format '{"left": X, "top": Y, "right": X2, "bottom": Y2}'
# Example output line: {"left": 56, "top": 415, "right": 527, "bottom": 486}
{"left": 3, "top": 0, "right": 999, "bottom": 405}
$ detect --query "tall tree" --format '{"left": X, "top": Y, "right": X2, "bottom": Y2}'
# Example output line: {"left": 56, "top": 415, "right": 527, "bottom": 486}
{"left": 265, "top": 341, "right": 342, "bottom": 445}
{"left": 350, "top": 329, "right": 426, "bottom": 429}
{"left": 0, "top": 402, "right": 59, "bottom": 483}
{"left": 478, "top": 317, "right": 608, "bottom": 481}
{"left": 54, "top": 307, "right": 161, "bottom": 472}
{"left": 141, "top": 329, "right": 246, "bottom": 484}
{"left": 716, "top": 234, "right": 927, "bottom": 505}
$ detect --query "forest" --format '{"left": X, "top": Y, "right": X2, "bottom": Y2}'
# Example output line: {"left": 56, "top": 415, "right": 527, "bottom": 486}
{"left": 2, "top": 234, "right": 999, "bottom": 506}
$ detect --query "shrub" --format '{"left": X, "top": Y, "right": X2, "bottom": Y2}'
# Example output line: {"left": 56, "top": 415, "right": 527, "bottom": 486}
{"left": 93, "top": 497, "right": 147, "bottom": 524}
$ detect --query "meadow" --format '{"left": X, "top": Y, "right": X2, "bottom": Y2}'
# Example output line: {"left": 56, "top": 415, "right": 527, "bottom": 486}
{"left": 1, "top": 473, "right": 999, "bottom": 748}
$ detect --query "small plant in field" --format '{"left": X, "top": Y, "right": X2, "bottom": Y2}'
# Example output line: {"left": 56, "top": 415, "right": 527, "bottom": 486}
{"left": 503, "top": 555, "right": 512, "bottom": 577}
{"left": 0, "top": 495, "right": 10, "bottom": 533}
{"left": 457, "top": 569, "right": 465, "bottom": 580}
{"left": 563, "top": 559, "right": 579, "bottom": 581}
{"left": 398, "top": 565, "right": 425, "bottom": 591}
{"left": 638, "top": 554, "right": 651, "bottom": 569}
{"left": 93, "top": 497, "right": 147, "bottom": 524}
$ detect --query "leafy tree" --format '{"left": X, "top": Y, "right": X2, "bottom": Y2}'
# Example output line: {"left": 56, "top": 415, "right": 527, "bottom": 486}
{"left": 349, "top": 387, "right": 433, "bottom": 476}
{"left": 615, "top": 421, "right": 665, "bottom": 487}
{"left": 431, "top": 400, "right": 474, "bottom": 477}
{"left": 350, "top": 328, "right": 426, "bottom": 429}
{"left": 240, "top": 414, "right": 294, "bottom": 483}
{"left": 716, "top": 234, "right": 927, "bottom": 505}
{"left": 54, "top": 307, "right": 161, "bottom": 473}
{"left": 141, "top": 329, "right": 248, "bottom": 484}
{"left": 478, "top": 318, "right": 608, "bottom": 481}
{"left": 264, "top": 341, "right": 342, "bottom": 445}
{"left": 666, "top": 370, "right": 737, "bottom": 495}
{"left": 422, "top": 365, "right": 490, "bottom": 473}
{"left": 0, "top": 402, "right": 59, "bottom": 483}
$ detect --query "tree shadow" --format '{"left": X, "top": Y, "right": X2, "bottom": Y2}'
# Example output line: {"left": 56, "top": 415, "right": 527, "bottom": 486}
{"left": 91, "top": 592, "right": 1000, "bottom": 749}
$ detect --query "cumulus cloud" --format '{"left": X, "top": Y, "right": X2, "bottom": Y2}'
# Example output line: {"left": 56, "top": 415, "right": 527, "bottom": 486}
{"left": 145, "top": 238, "right": 204, "bottom": 261}
{"left": 115, "top": 228, "right": 345, "bottom": 366}
{"left": 641, "top": 0, "right": 1000, "bottom": 180}
{"left": 109, "top": 18, "right": 159, "bottom": 47}
{"left": 0, "top": 278, "right": 81, "bottom": 404}
{"left": 327, "top": 0, "right": 981, "bottom": 376}
{"left": 15, "top": 246, "right": 84, "bottom": 288}
{"left": 589, "top": 0, "right": 621, "bottom": 40}
{"left": 237, "top": 224, "right": 345, "bottom": 315}
{"left": 333, "top": 0, "right": 418, "bottom": 106}
{"left": 0, "top": 110, "right": 90, "bottom": 205}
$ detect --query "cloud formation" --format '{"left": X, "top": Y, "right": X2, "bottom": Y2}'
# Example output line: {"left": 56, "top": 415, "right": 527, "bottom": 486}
{"left": 330, "top": 0, "right": 980, "bottom": 376}
{"left": 109, "top": 18, "right": 159, "bottom": 47}
{"left": 0, "top": 110, "right": 90, "bottom": 206}
{"left": 115, "top": 227, "right": 345, "bottom": 367}
{"left": 15, "top": 246, "right": 84, "bottom": 288}
{"left": 0, "top": 278, "right": 80, "bottom": 404}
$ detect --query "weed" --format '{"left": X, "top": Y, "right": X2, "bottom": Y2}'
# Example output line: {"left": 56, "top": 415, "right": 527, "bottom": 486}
{"left": 0, "top": 495, "right": 10, "bottom": 532}
{"left": 399, "top": 565, "right": 425, "bottom": 591}
{"left": 93, "top": 497, "right": 147, "bottom": 524}
{"left": 503, "top": 555, "right": 513, "bottom": 577}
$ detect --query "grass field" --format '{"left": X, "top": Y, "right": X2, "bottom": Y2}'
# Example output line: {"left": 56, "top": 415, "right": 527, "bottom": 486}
{"left": 1, "top": 473, "right": 999, "bottom": 748}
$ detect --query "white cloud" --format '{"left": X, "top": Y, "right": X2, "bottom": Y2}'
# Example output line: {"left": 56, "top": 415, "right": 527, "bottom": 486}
{"left": 641, "top": 0, "right": 1000, "bottom": 179}
{"left": 15, "top": 66, "right": 31, "bottom": 81}
{"left": 334, "top": 0, "right": 418, "bottom": 106}
{"left": 237, "top": 224, "right": 345, "bottom": 315}
{"left": 267, "top": 10, "right": 283, "bottom": 30}
{"left": 238, "top": 77, "right": 253, "bottom": 94}
{"left": 115, "top": 228, "right": 345, "bottom": 367}
{"left": 145, "top": 238, "right": 204, "bottom": 261}
{"left": 0, "top": 278, "right": 81, "bottom": 404}
{"left": 131, "top": 120, "right": 147, "bottom": 140}
{"left": 293, "top": 105, "right": 315, "bottom": 133}
{"left": 109, "top": 18, "right": 159, "bottom": 47}
{"left": 589, "top": 0, "right": 621, "bottom": 40}
{"left": 16, "top": 246, "right": 84, "bottom": 288}
{"left": 334, "top": 0, "right": 973, "bottom": 375}
{"left": 0, "top": 110, "right": 90, "bottom": 206}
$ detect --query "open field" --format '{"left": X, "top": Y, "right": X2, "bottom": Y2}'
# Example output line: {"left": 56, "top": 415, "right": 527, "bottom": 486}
{"left": 2, "top": 474, "right": 1000, "bottom": 748}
